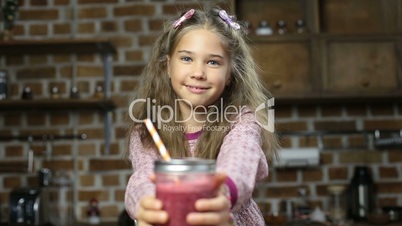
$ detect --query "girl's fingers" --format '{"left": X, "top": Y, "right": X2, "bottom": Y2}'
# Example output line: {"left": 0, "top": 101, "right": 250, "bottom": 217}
{"left": 195, "top": 193, "right": 230, "bottom": 211}
{"left": 136, "top": 208, "right": 168, "bottom": 224}
{"left": 186, "top": 210, "right": 230, "bottom": 225}
{"left": 136, "top": 196, "right": 168, "bottom": 224}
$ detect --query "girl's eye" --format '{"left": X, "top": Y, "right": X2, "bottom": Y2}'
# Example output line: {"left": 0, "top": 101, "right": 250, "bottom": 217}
{"left": 208, "top": 60, "right": 220, "bottom": 66}
{"left": 181, "top": 57, "right": 192, "bottom": 62}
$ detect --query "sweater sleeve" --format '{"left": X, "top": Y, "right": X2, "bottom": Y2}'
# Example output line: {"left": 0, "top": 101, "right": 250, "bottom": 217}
{"left": 216, "top": 111, "right": 269, "bottom": 212}
{"left": 125, "top": 131, "right": 159, "bottom": 220}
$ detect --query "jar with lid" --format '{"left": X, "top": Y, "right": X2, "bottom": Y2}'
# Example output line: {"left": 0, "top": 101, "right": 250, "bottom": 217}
{"left": 48, "top": 170, "right": 75, "bottom": 226}
{"left": 255, "top": 20, "right": 273, "bottom": 36}
{"left": 327, "top": 185, "right": 346, "bottom": 225}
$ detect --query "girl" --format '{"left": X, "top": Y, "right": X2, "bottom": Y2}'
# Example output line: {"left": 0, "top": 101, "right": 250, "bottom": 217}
{"left": 125, "top": 6, "right": 279, "bottom": 226}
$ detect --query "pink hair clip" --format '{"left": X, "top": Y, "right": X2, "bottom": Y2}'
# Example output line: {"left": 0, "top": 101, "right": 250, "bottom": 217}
{"left": 173, "top": 9, "right": 195, "bottom": 29}
{"left": 218, "top": 10, "right": 240, "bottom": 30}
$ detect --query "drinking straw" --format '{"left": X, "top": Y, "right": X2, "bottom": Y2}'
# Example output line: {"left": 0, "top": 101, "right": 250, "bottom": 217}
{"left": 144, "top": 118, "right": 171, "bottom": 161}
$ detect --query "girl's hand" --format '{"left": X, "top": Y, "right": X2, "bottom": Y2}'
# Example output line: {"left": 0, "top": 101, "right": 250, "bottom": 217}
{"left": 135, "top": 195, "right": 168, "bottom": 226}
{"left": 186, "top": 173, "right": 234, "bottom": 226}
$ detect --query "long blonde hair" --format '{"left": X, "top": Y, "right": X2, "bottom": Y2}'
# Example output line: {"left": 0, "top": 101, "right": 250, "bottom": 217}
{"left": 127, "top": 6, "right": 279, "bottom": 161}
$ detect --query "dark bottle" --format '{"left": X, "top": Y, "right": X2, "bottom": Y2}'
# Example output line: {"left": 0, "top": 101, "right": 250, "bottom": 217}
{"left": 348, "top": 166, "right": 376, "bottom": 221}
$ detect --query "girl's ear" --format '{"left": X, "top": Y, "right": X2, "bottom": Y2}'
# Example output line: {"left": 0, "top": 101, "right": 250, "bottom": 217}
{"left": 225, "top": 73, "right": 231, "bottom": 86}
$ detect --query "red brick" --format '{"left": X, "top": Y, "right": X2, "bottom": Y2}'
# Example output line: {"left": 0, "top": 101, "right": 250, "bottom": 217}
{"left": 78, "top": 0, "right": 118, "bottom": 3}
{"left": 114, "top": 5, "right": 155, "bottom": 16}
{"left": 276, "top": 168, "right": 297, "bottom": 182}
{"left": 266, "top": 185, "right": 310, "bottom": 198}
{"left": 78, "top": 22, "right": 96, "bottom": 33}
{"left": 299, "top": 137, "right": 318, "bottom": 148}
{"left": 5, "top": 145, "right": 24, "bottom": 157}
{"left": 80, "top": 174, "right": 95, "bottom": 187}
{"left": 78, "top": 7, "right": 107, "bottom": 19}
{"left": 102, "top": 174, "right": 120, "bottom": 186}
{"left": 28, "top": 55, "right": 48, "bottom": 64}
{"left": 320, "top": 104, "right": 343, "bottom": 117}
{"left": 328, "top": 166, "right": 348, "bottom": 180}
{"left": 314, "top": 120, "right": 356, "bottom": 131}
{"left": 298, "top": 105, "right": 317, "bottom": 117}
{"left": 31, "top": 0, "right": 48, "bottom": 6}
{"left": 379, "top": 166, "right": 399, "bottom": 179}
{"left": 124, "top": 19, "right": 142, "bottom": 32}
{"left": 29, "top": 24, "right": 48, "bottom": 35}
{"left": 115, "top": 189, "right": 125, "bottom": 202}
{"left": 138, "top": 34, "right": 159, "bottom": 46}
{"left": 101, "top": 21, "right": 118, "bottom": 32}
{"left": 78, "top": 190, "right": 109, "bottom": 202}
{"left": 322, "top": 137, "right": 343, "bottom": 149}
{"left": 3, "top": 113, "right": 22, "bottom": 126}
{"left": 53, "top": 23, "right": 71, "bottom": 34}
{"left": 162, "top": 4, "right": 201, "bottom": 15}
{"left": 320, "top": 152, "right": 333, "bottom": 164}
{"left": 52, "top": 144, "right": 73, "bottom": 156}
{"left": 114, "top": 65, "right": 145, "bottom": 76}
{"left": 376, "top": 182, "right": 402, "bottom": 194}
{"left": 369, "top": 103, "right": 395, "bottom": 116}
{"left": 99, "top": 205, "right": 119, "bottom": 218}
{"left": 148, "top": 19, "right": 164, "bottom": 31}
{"left": 42, "top": 160, "right": 74, "bottom": 171}
{"left": 5, "top": 55, "right": 24, "bottom": 66}
{"left": 339, "top": 151, "right": 382, "bottom": 164}
{"left": 27, "top": 113, "right": 47, "bottom": 126}
{"left": 388, "top": 150, "right": 402, "bottom": 162}
{"left": 364, "top": 119, "right": 402, "bottom": 130}
{"left": 345, "top": 103, "right": 368, "bottom": 116}
{"left": 77, "top": 66, "right": 103, "bottom": 77}
{"left": 89, "top": 159, "right": 129, "bottom": 171}
{"left": 276, "top": 121, "right": 307, "bottom": 132}
{"left": 275, "top": 105, "right": 292, "bottom": 118}
{"left": 302, "top": 168, "right": 323, "bottom": 181}
{"left": 17, "top": 67, "right": 56, "bottom": 79}
{"left": 79, "top": 128, "right": 104, "bottom": 139}
{"left": 54, "top": 0, "right": 69, "bottom": 5}
{"left": 49, "top": 113, "right": 70, "bottom": 126}
{"left": 125, "top": 50, "right": 143, "bottom": 62}
{"left": 19, "top": 9, "right": 58, "bottom": 20}
{"left": 3, "top": 176, "right": 22, "bottom": 188}
{"left": 78, "top": 143, "right": 97, "bottom": 156}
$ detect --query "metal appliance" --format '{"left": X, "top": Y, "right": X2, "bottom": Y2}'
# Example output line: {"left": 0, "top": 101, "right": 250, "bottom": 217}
{"left": 9, "top": 186, "right": 49, "bottom": 225}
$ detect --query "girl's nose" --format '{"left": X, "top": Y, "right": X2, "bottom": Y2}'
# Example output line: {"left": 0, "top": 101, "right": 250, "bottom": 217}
{"left": 191, "top": 63, "right": 206, "bottom": 80}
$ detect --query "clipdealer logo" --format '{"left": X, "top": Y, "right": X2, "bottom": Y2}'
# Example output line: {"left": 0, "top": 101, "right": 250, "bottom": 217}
{"left": 128, "top": 98, "right": 275, "bottom": 132}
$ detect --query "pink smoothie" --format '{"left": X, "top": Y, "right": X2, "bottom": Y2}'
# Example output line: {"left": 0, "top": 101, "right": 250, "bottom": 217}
{"left": 156, "top": 176, "right": 216, "bottom": 226}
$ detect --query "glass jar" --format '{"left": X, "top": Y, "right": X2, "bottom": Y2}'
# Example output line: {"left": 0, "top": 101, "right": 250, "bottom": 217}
{"left": 154, "top": 158, "right": 217, "bottom": 226}
{"left": 49, "top": 170, "right": 74, "bottom": 226}
{"left": 328, "top": 185, "right": 346, "bottom": 225}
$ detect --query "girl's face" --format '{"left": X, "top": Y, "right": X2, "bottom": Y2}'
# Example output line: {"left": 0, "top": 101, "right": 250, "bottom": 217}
{"left": 168, "top": 28, "right": 231, "bottom": 113}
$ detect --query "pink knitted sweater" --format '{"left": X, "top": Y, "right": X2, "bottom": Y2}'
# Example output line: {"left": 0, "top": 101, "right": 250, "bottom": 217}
{"left": 125, "top": 110, "right": 268, "bottom": 225}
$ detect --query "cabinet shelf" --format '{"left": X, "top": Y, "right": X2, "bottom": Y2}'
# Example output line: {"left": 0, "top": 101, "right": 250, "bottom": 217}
{"left": 0, "top": 99, "right": 116, "bottom": 111}
{"left": 236, "top": 0, "right": 402, "bottom": 100}
{"left": 0, "top": 38, "right": 116, "bottom": 55}
{"left": 0, "top": 38, "right": 116, "bottom": 154}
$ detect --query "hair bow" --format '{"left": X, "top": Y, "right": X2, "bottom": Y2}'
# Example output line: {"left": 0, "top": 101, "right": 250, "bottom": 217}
{"left": 173, "top": 9, "right": 195, "bottom": 29}
{"left": 218, "top": 10, "right": 240, "bottom": 30}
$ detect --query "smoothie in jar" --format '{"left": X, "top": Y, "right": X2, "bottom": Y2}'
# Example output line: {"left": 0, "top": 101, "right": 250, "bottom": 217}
{"left": 154, "top": 159, "right": 217, "bottom": 226}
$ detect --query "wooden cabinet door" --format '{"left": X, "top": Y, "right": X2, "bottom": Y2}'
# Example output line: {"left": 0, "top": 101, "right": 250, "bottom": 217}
{"left": 251, "top": 40, "right": 318, "bottom": 98}
{"left": 323, "top": 39, "right": 401, "bottom": 97}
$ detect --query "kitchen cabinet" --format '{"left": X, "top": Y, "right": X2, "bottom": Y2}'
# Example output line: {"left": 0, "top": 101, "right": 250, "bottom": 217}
{"left": 235, "top": 0, "right": 402, "bottom": 102}
{"left": 0, "top": 38, "right": 116, "bottom": 154}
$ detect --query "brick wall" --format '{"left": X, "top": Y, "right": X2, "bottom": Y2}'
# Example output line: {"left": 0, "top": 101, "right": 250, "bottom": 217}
{"left": 1, "top": 0, "right": 402, "bottom": 223}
